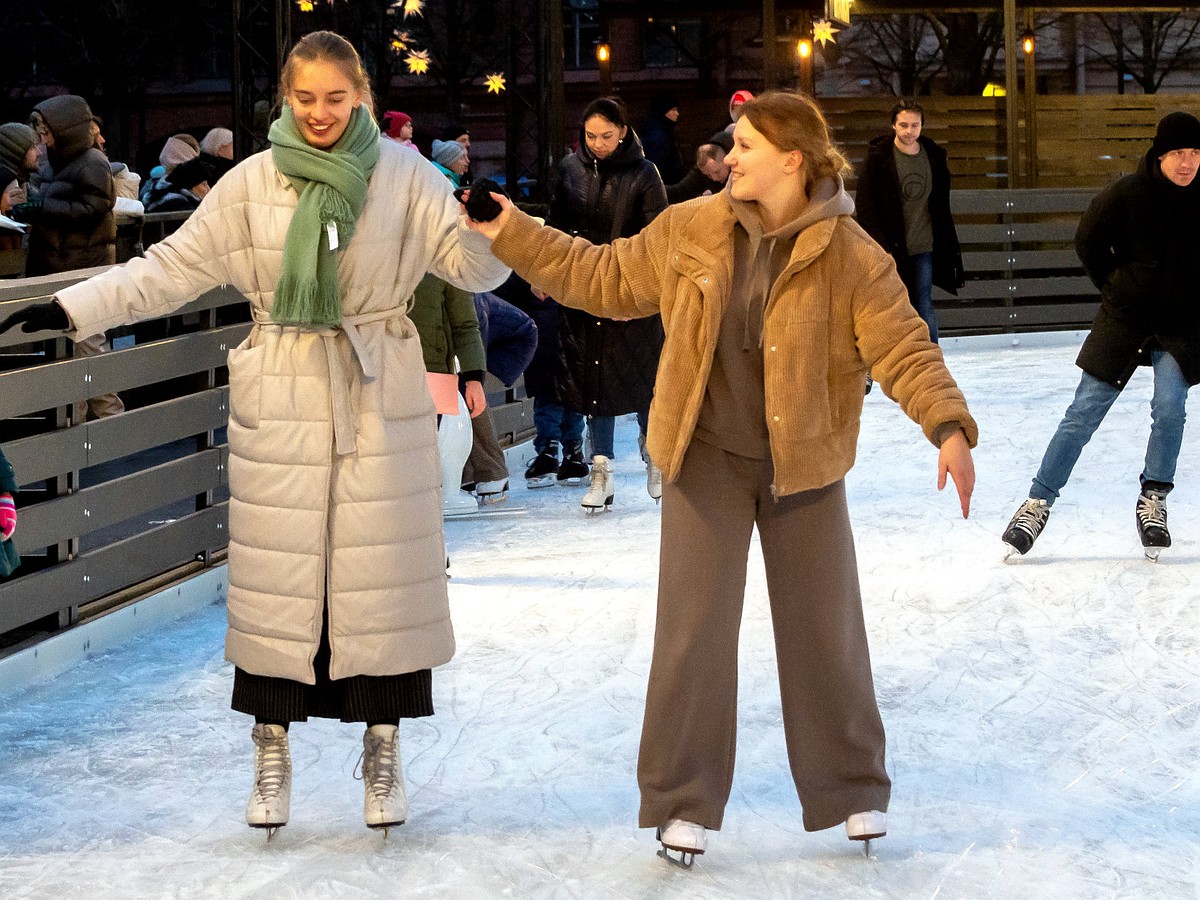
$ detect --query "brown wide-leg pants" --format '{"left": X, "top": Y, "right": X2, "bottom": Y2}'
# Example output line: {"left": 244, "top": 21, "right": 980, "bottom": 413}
{"left": 637, "top": 438, "right": 890, "bottom": 833}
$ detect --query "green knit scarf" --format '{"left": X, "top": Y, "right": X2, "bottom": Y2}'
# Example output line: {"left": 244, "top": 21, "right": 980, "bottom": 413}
{"left": 269, "top": 104, "right": 380, "bottom": 326}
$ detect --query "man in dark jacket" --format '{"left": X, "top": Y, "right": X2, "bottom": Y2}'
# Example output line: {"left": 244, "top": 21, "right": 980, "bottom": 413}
{"left": 17, "top": 95, "right": 116, "bottom": 276}
{"left": 1002, "top": 111, "right": 1200, "bottom": 560}
{"left": 16, "top": 95, "right": 124, "bottom": 420}
{"left": 854, "top": 99, "right": 964, "bottom": 343}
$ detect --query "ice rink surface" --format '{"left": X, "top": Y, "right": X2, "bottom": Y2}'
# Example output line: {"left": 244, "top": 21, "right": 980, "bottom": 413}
{"left": 1, "top": 333, "right": 1197, "bottom": 899}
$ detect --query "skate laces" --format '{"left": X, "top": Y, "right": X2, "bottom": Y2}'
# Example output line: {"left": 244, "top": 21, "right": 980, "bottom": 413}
{"left": 356, "top": 730, "right": 399, "bottom": 799}
{"left": 251, "top": 726, "right": 290, "bottom": 800}
{"left": 1009, "top": 499, "right": 1049, "bottom": 537}
{"left": 1137, "top": 492, "right": 1168, "bottom": 529}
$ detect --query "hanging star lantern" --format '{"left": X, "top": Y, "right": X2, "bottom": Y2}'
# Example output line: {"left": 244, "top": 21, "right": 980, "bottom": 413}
{"left": 402, "top": 0, "right": 424, "bottom": 16}
{"left": 813, "top": 19, "right": 840, "bottom": 47}
{"left": 296, "top": 0, "right": 315, "bottom": 10}
{"left": 484, "top": 73, "right": 507, "bottom": 94}
{"left": 405, "top": 49, "right": 431, "bottom": 75}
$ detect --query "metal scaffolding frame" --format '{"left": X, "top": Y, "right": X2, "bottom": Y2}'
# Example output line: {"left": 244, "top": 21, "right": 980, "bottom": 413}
{"left": 505, "top": 0, "right": 566, "bottom": 202}
{"left": 231, "top": 0, "right": 292, "bottom": 162}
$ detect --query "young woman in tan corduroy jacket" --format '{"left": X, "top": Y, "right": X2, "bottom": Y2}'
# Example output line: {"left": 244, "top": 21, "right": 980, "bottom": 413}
{"left": 467, "top": 91, "right": 977, "bottom": 866}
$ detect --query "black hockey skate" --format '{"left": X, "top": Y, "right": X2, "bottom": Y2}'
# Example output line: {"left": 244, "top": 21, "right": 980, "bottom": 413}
{"left": 557, "top": 442, "right": 589, "bottom": 486}
{"left": 524, "top": 441, "right": 560, "bottom": 489}
{"left": 1136, "top": 485, "right": 1171, "bottom": 561}
{"left": 1002, "top": 498, "right": 1050, "bottom": 559}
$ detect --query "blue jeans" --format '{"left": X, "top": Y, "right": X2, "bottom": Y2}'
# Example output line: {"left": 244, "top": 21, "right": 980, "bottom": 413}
{"left": 1031, "top": 351, "right": 1189, "bottom": 506}
{"left": 587, "top": 410, "right": 649, "bottom": 460}
{"left": 533, "top": 398, "right": 585, "bottom": 454}
{"left": 906, "top": 251, "right": 937, "bottom": 343}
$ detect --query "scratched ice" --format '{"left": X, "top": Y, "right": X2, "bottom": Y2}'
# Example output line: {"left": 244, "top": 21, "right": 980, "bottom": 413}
{"left": 1, "top": 333, "right": 1196, "bottom": 899}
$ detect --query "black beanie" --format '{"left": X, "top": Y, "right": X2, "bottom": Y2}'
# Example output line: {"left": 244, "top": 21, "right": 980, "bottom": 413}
{"left": 1151, "top": 111, "right": 1200, "bottom": 158}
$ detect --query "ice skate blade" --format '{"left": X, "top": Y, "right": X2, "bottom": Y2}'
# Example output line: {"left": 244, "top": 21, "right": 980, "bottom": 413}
{"left": 249, "top": 822, "right": 285, "bottom": 841}
{"left": 1002, "top": 542, "right": 1024, "bottom": 561}
{"left": 557, "top": 477, "right": 586, "bottom": 487}
{"left": 525, "top": 475, "right": 557, "bottom": 489}
{"left": 657, "top": 847, "right": 698, "bottom": 869}
{"left": 368, "top": 820, "right": 405, "bottom": 838}
{"left": 1145, "top": 548, "right": 1162, "bottom": 562}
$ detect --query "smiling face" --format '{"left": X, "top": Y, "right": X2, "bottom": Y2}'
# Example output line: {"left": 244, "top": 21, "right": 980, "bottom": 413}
{"left": 285, "top": 58, "right": 364, "bottom": 149}
{"left": 584, "top": 114, "right": 627, "bottom": 161}
{"left": 724, "top": 117, "right": 801, "bottom": 204}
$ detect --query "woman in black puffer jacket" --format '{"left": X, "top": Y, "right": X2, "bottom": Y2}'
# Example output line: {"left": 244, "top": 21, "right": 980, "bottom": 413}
{"left": 544, "top": 96, "right": 668, "bottom": 510}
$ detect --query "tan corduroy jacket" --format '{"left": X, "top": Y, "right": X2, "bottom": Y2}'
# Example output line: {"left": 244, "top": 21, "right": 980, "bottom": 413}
{"left": 491, "top": 187, "right": 977, "bottom": 497}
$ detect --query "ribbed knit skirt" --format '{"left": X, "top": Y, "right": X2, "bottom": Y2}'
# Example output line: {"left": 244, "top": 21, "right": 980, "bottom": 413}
{"left": 230, "top": 606, "right": 434, "bottom": 724}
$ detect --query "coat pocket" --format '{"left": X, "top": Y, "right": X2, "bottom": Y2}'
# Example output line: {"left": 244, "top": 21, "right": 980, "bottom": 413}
{"left": 226, "top": 336, "right": 264, "bottom": 429}
{"left": 381, "top": 321, "right": 436, "bottom": 421}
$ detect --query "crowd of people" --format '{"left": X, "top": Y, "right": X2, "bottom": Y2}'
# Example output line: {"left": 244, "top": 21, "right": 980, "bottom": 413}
{"left": 0, "top": 27, "right": 1195, "bottom": 873}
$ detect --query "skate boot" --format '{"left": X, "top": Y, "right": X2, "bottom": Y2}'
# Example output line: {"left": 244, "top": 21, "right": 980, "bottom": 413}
{"left": 358, "top": 724, "right": 408, "bottom": 834}
{"left": 474, "top": 478, "right": 509, "bottom": 505}
{"left": 646, "top": 462, "right": 663, "bottom": 502}
{"left": 245, "top": 723, "right": 291, "bottom": 838}
{"left": 1002, "top": 498, "right": 1050, "bottom": 558}
{"left": 1136, "top": 485, "right": 1172, "bottom": 561}
{"left": 557, "top": 442, "right": 590, "bottom": 486}
{"left": 638, "top": 432, "right": 662, "bottom": 502}
{"left": 524, "top": 440, "right": 560, "bottom": 489}
{"left": 656, "top": 818, "right": 706, "bottom": 868}
{"left": 581, "top": 455, "right": 614, "bottom": 512}
{"left": 846, "top": 809, "right": 887, "bottom": 857}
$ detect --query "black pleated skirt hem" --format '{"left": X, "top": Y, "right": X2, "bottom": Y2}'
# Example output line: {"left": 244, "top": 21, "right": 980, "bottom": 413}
{"left": 230, "top": 608, "right": 434, "bottom": 724}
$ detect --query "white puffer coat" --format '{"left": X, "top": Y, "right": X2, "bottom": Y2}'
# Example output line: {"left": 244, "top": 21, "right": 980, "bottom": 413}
{"left": 56, "top": 139, "right": 510, "bottom": 683}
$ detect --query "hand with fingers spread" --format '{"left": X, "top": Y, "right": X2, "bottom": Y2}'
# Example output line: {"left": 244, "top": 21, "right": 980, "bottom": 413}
{"left": 0, "top": 300, "right": 70, "bottom": 336}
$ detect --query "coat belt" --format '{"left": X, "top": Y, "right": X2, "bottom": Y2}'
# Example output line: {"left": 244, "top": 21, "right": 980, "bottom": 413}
{"left": 250, "top": 306, "right": 406, "bottom": 456}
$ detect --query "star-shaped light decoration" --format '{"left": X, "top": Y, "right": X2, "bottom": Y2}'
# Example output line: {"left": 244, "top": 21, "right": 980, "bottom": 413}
{"left": 813, "top": 18, "right": 840, "bottom": 47}
{"left": 484, "top": 73, "right": 507, "bottom": 94}
{"left": 402, "top": 0, "right": 423, "bottom": 16}
{"left": 390, "top": 32, "right": 409, "bottom": 54}
{"left": 296, "top": 0, "right": 315, "bottom": 10}
{"left": 405, "top": 49, "right": 431, "bottom": 75}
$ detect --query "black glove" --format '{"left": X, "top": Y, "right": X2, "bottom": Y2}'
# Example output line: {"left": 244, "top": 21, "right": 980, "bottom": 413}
{"left": 8, "top": 196, "right": 43, "bottom": 222}
{"left": 454, "top": 177, "right": 507, "bottom": 223}
{"left": 0, "top": 300, "right": 70, "bottom": 336}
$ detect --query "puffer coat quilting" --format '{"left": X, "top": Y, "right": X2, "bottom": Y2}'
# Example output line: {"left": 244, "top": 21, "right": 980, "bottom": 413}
{"left": 55, "top": 138, "right": 510, "bottom": 683}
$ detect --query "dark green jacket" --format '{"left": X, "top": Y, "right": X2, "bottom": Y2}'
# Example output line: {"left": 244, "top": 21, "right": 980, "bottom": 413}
{"left": 409, "top": 272, "right": 487, "bottom": 377}
{"left": 0, "top": 447, "right": 19, "bottom": 578}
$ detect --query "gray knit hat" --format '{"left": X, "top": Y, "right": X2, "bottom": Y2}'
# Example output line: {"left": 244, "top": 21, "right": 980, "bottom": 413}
{"left": 431, "top": 138, "right": 466, "bottom": 168}
{"left": 0, "top": 122, "right": 37, "bottom": 177}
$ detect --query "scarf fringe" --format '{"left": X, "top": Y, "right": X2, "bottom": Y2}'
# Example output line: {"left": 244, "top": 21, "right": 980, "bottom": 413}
{"left": 271, "top": 274, "right": 341, "bottom": 327}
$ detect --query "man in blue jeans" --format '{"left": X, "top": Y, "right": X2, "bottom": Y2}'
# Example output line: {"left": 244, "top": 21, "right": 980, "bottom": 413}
{"left": 854, "top": 99, "right": 964, "bottom": 343}
{"left": 1003, "top": 111, "right": 1200, "bottom": 560}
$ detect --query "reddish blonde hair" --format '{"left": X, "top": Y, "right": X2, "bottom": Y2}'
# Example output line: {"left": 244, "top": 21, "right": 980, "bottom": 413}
{"left": 740, "top": 91, "right": 850, "bottom": 193}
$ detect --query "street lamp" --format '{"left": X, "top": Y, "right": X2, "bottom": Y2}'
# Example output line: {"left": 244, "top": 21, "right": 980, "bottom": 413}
{"left": 1021, "top": 27, "right": 1035, "bottom": 56}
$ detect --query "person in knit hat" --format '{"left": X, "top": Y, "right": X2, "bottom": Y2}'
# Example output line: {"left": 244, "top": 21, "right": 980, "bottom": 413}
{"left": 1002, "top": 110, "right": 1200, "bottom": 561}
{"left": 725, "top": 89, "right": 754, "bottom": 132}
{"left": 159, "top": 135, "right": 199, "bottom": 173}
{"left": 199, "top": 126, "right": 235, "bottom": 184}
{"left": 381, "top": 111, "right": 417, "bottom": 151}
{"left": 0, "top": 123, "right": 38, "bottom": 216}
{"left": 430, "top": 138, "right": 469, "bottom": 187}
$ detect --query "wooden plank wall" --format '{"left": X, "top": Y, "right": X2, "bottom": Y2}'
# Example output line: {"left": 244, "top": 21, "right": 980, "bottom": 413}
{"left": 822, "top": 93, "right": 1200, "bottom": 191}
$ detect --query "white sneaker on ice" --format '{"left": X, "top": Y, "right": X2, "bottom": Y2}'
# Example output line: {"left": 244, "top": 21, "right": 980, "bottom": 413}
{"left": 846, "top": 810, "right": 887, "bottom": 841}
{"left": 657, "top": 818, "right": 706, "bottom": 868}
{"left": 246, "top": 723, "right": 291, "bottom": 835}
{"left": 358, "top": 724, "right": 408, "bottom": 832}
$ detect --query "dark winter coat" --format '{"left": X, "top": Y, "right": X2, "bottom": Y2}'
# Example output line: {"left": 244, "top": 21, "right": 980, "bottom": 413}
{"left": 473, "top": 291, "right": 537, "bottom": 387}
{"left": 142, "top": 173, "right": 203, "bottom": 214}
{"left": 854, "top": 133, "right": 963, "bottom": 295}
{"left": 639, "top": 105, "right": 684, "bottom": 186}
{"left": 546, "top": 130, "right": 668, "bottom": 416}
{"left": 492, "top": 272, "right": 564, "bottom": 401}
{"left": 0, "top": 447, "right": 19, "bottom": 579}
{"left": 26, "top": 95, "right": 115, "bottom": 276}
{"left": 1075, "top": 149, "right": 1200, "bottom": 388}
{"left": 409, "top": 272, "right": 487, "bottom": 379}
